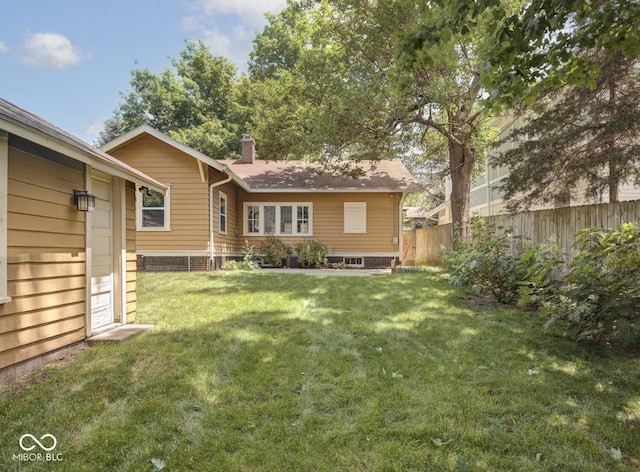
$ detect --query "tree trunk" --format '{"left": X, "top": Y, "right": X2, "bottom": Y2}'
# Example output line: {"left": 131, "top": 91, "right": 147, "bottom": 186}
{"left": 608, "top": 79, "right": 620, "bottom": 203}
{"left": 449, "top": 139, "right": 474, "bottom": 241}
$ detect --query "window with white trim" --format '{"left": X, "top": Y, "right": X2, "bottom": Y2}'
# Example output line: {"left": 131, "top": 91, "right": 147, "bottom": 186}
{"left": 0, "top": 131, "right": 10, "bottom": 303}
{"left": 219, "top": 191, "right": 227, "bottom": 234}
{"left": 344, "top": 257, "right": 364, "bottom": 268}
{"left": 244, "top": 203, "right": 312, "bottom": 236}
{"left": 344, "top": 202, "right": 366, "bottom": 233}
{"left": 138, "top": 187, "right": 170, "bottom": 230}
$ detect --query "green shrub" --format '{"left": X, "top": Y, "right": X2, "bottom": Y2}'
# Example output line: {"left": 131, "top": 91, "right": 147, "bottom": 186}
{"left": 295, "top": 239, "right": 329, "bottom": 268}
{"left": 516, "top": 243, "right": 565, "bottom": 309}
{"left": 242, "top": 239, "right": 258, "bottom": 265}
{"left": 260, "top": 235, "right": 291, "bottom": 267}
{"left": 442, "top": 218, "right": 527, "bottom": 304}
{"left": 547, "top": 223, "right": 640, "bottom": 346}
{"left": 222, "top": 260, "right": 241, "bottom": 271}
{"left": 223, "top": 240, "right": 259, "bottom": 271}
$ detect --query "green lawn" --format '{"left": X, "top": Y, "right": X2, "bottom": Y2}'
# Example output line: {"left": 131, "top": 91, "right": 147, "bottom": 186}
{"left": 1, "top": 270, "right": 639, "bottom": 471}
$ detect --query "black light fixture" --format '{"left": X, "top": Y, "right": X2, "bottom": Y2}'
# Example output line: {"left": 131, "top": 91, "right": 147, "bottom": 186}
{"left": 73, "top": 190, "right": 96, "bottom": 212}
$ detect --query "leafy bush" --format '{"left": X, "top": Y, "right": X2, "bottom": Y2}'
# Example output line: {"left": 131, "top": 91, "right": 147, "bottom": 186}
{"left": 442, "top": 218, "right": 528, "bottom": 304}
{"left": 546, "top": 223, "right": 640, "bottom": 346}
{"left": 260, "top": 235, "right": 291, "bottom": 267}
{"left": 295, "top": 240, "right": 329, "bottom": 268}
{"left": 222, "top": 260, "right": 241, "bottom": 271}
{"left": 516, "top": 243, "right": 565, "bottom": 309}
{"left": 224, "top": 240, "right": 259, "bottom": 270}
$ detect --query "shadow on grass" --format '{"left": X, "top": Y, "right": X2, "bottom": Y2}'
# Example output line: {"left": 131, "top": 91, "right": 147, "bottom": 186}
{"left": 1, "top": 270, "right": 639, "bottom": 471}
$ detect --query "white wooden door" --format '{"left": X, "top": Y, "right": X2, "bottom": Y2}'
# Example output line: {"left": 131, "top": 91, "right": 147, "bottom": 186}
{"left": 90, "top": 171, "right": 115, "bottom": 331}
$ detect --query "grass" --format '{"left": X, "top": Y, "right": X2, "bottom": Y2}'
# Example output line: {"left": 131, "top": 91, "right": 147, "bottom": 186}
{"left": 1, "top": 269, "right": 639, "bottom": 471}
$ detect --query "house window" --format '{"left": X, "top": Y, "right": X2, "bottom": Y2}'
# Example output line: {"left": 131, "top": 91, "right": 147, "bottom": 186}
{"left": 264, "top": 205, "right": 276, "bottom": 233}
{"left": 280, "top": 206, "right": 293, "bottom": 234}
{"left": 244, "top": 203, "right": 312, "bottom": 236}
{"left": 219, "top": 191, "right": 227, "bottom": 234}
{"left": 0, "top": 131, "right": 10, "bottom": 304}
{"left": 344, "top": 257, "right": 364, "bottom": 268}
{"left": 297, "top": 206, "right": 310, "bottom": 234}
{"left": 139, "top": 187, "right": 170, "bottom": 230}
{"left": 247, "top": 205, "right": 260, "bottom": 233}
{"left": 344, "top": 202, "right": 366, "bottom": 233}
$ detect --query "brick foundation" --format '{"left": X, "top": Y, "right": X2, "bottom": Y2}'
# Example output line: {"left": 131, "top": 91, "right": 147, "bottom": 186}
{"left": 147, "top": 254, "right": 398, "bottom": 271}
{"left": 289, "top": 255, "right": 396, "bottom": 269}
{"left": 137, "top": 255, "right": 210, "bottom": 272}
{"left": 0, "top": 341, "right": 87, "bottom": 385}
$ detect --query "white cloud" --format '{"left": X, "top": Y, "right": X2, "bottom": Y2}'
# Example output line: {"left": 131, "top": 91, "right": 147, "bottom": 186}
{"left": 183, "top": 0, "right": 286, "bottom": 70}
{"left": 0, "top": 41, "right": 9, "bottom": 54}
{"left": 200, "top": 24, "right": 255, "bottom": 68}
{"left": 82, "top": 121, "right": 105, "bottom": 141}
{"left": 21, "top": 32, "right": 85, "bottom": 69}
{"left": 195, "top": 0, "right": 287, "bottom": 26}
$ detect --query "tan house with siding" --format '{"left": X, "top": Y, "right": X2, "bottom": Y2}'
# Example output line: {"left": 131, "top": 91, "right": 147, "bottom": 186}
{"left": 0, "top": 98, "right": 165, "bottom": 382}
{"left": 101, "top": 128, "right": 421, "bottom": 270}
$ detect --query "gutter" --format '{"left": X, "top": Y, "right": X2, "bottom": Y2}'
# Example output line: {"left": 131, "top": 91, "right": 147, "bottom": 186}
{"left": 398, "top": 191, "right": 410, "bottom": 265}
{"left": 209, "top": 167, "right": 233, "bottom": 268}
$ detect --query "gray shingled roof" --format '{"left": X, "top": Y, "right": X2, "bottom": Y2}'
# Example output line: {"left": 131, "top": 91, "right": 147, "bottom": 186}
{"left": 0, "top": 97, "right": 165, "bottom": 191}
{"left": 219, "top": 159, "right": 421, "bottom": 192}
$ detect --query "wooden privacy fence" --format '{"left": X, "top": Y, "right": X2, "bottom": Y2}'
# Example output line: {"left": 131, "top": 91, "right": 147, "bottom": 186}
{"left": 403, "top": 199, "right": 640, "bottom": 266}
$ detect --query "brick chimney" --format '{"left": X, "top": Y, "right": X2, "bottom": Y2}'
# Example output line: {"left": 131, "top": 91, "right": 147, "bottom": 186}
{"left": 241, "top": 134, "right": 255, "bottom": 164}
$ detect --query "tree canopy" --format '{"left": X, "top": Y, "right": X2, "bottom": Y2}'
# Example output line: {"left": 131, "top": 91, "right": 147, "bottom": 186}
{"left": 248, "top": 0, "right": 502, "bottom": 236}
{"left": 495, "top": 49, "right": 640, "bottom": 210}
{"left": 401, "top": 0, "right": 640, "bottom": 110}
{"left": 98, "top": 0, "right": 640, "bottom": 237}
{"left": 98, "top": 41, "right": 247, "bottom": 158}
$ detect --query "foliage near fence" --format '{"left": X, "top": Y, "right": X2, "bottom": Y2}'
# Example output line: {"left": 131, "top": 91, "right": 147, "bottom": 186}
{"left": 403, "top": 200, "right": 640, "bottom": 266}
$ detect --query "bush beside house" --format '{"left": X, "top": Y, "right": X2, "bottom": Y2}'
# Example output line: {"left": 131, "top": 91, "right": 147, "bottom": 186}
{"left": 442, "top": 218, "right": 640, "bottom": 349}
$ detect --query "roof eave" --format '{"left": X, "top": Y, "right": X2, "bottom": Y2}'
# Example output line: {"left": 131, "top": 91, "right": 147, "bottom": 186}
{"left": 239, "top": 187, "right": 422, "bottom": 193}
{"left": 100, "top": 124, "right": 227, "bottom": 172}
{"left": 0, "top": 115, "right": 166, "bottom": 194}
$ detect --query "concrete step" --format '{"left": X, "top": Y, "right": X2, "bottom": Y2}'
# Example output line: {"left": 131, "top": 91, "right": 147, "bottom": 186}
{"left": 86, "top": 324, "right": 154, "bottom": 346}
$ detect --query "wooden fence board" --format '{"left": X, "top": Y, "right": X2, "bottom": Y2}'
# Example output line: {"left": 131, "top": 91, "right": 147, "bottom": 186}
{"left": 403, "top": 200, "right": 640, "bottom": 266}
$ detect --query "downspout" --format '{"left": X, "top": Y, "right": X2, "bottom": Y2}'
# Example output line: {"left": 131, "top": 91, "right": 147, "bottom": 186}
{"left": 398, "top": 192, "right": 409, "bottom": 266}
{"left": 486, "top": 156, "right": 491, "bottom": 217}
{"left": 209, "top": 168, "right": 233, "bottom": 270}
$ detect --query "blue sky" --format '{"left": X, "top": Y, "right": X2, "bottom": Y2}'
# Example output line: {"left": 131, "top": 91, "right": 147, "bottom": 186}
{"left": 0, "top": 0, "right": 286, "bottom": 143}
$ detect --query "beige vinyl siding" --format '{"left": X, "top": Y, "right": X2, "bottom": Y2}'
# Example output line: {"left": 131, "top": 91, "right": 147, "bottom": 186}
{"left": 237, "top": 191, "right": 399, "bottom": 254}
{"left": 210, "top": 169, "right": 240, "bottom": 255}
{"left": 125, "top": 180, "right": 137, "bottom": 322}
{"left": 108, "top": 135, "right": 210, "bottom": 253}
{"left": 0, "top": 148, "right": 86, "bottom": 370}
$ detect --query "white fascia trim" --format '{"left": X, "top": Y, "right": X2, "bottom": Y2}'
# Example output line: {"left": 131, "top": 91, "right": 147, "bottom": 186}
{"left": 244, "top": 188, "right": 416, "bottom": 193}
{"left": 100, "top": 124, "right": 227, "bottom": 172}
{"left": 0, "top": 119, "right": 166, "bottom": 194}
{"left": 326, "top": 252, "right": 400, "bottom": 257}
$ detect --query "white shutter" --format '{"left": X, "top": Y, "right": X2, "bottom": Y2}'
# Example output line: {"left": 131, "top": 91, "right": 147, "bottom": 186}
{"left": 344, "top": 202, "right": 366, "bottom": 233}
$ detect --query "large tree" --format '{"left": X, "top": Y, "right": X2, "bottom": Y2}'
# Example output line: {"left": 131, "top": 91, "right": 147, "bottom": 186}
{"left": 399, "top": 0, "right": 640, "bottom": 214}
{"left": 98, "top": 41, "right": 246, "bottom": 158}
{"left": 494, "top": 50, "right": 640, "bottom": 210}
{"left": 249, "top": 0, "right": 501, "bottom": 237}
{"left": 409, "top": 0, "right": 640, "bottom": 110}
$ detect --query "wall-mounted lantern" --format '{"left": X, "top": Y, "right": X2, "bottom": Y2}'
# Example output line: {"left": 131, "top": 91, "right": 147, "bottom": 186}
{"left": 73, "top": 190, "right": 96, "bottom": 212}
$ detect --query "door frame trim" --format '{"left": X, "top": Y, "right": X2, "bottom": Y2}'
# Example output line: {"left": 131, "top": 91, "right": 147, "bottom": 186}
{"left": 85, "top": 166, "right": 125, "bottom": 337}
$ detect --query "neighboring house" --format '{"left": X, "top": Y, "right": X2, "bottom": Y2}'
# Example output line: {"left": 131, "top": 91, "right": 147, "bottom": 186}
{"left": 403, "top": 206, "right": 436, "bottom": 229}
{"left": 0, "top": 98, "right": 165, "bottom": 382}
{"left": 436, "top": 116, "right": 640, "bottom": 224}
{"left": 101, "top": 129, "right": 421, "bottom": 270}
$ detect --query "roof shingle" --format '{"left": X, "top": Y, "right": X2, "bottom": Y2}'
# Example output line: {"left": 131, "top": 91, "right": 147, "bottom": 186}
{"left": 219, "top": 159, "right": 421, "bottom": 192}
